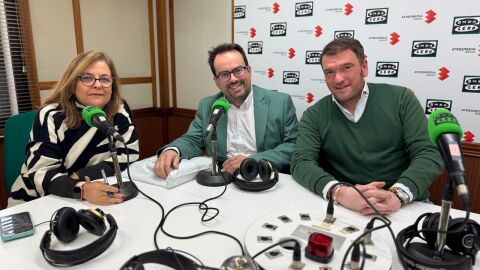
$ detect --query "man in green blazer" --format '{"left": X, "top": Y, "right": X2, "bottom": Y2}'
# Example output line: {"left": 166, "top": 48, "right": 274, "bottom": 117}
{"left": 154, "top": 43, "right": 298, "bottom": 178}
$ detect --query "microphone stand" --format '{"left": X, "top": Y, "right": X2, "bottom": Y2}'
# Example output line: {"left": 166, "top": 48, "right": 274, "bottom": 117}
{"left": 107, "top": 135, "right": 138, "bottom": 201}
{"left": 197, "top": 127, "right": 231, "bottom": 186}
{"left": 435, "top": 180, "right": 454, "bottom": 257}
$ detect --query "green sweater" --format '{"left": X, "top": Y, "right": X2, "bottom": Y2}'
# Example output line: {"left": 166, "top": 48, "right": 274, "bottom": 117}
{"left": 291, "top": 83, "right": 443, "bottom": 201}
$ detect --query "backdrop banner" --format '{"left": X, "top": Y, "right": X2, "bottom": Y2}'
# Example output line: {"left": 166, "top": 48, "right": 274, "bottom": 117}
{"left": 234, "top": 0, "right": 479, "bottom": 142}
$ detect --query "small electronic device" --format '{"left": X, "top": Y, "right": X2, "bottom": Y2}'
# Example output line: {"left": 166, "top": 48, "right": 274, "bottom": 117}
{"left": 0, "top": 211, "right": 35, "bottom": 242}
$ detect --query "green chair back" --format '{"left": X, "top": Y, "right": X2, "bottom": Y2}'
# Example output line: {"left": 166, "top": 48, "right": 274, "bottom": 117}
{"left": 3, "top": 111, "right": 37, "bottom": 193}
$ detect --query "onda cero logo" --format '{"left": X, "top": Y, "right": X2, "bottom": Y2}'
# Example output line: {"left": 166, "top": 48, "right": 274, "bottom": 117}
{"left": 234, "top": 6, "right": 246, "bottom": 19}
{"left": 411, "top": 40, "right": 438, "bottom": 57}
{"left": 462, "top": 76, "right": 480, "bottom": 93}
{"left": 283, "top": 71, "right": 300, "bottom": 84}
{"left": 376, "top": 62, "right": 399, "bottom": 77}
{"left": 270, "top": 22, "right": 287, "bottom": 36}
{"left": 295, "top": 2, "right": 313, "bottom": 17}
{"left": 365, "top": 8, "right": 388, "bottom": 24}
{"left": 334, "top": 30, "right": 355, "bottom": 39}
{"left": 425, "top": 99, "right": 452, "bottom": 114}
{"left": 247, "top": 41, "right": 263, "bottom": 54}
{"left": 305, "top": 50, "right": 322, "bottom": 65}
{"left": 452, "top": 16, "right": 480, "bottom": 34}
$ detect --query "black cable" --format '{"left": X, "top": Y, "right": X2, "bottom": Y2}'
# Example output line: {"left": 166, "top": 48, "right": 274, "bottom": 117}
{"left": 121, "top": 141, "right": 166, "bottom": 250}
{"left": 251, "top": 238, "right": 300, "bottom": 259}
{"left": 159, "top": 171, "right": 245, "bottom": 255}
{"left": 34, "top": 220, "right": 50, "bottom": 227}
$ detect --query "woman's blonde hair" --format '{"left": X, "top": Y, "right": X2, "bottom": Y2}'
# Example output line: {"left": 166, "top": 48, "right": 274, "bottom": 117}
{"left": 43, "top": 50, "right": 122, "bottom": 128}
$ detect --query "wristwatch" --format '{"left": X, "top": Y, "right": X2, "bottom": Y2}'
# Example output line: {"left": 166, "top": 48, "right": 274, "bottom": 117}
{"left": 73, "top": 182, "right": 86, "bottom": 201}
{"left": 390, "top": 187, "right": 411, "bottom": 207}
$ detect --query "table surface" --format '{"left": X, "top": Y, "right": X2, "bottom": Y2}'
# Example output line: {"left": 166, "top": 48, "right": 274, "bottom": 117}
{"left": 1, "top": 163, "right": 479, "bottom": 270}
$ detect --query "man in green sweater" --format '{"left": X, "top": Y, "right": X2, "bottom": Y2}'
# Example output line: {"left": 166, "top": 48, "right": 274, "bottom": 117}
{"left": 291, "top": 38, "right": 443, "bottom": 215}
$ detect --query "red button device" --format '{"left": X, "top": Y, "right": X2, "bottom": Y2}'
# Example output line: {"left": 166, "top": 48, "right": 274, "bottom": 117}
{"left": 305, "top": 232, "right": 334, "bottom": 263}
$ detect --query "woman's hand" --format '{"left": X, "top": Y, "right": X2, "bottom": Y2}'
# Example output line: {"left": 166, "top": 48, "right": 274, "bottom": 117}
{"left": 82, "top": 182, "right": 124, "bottom": 205}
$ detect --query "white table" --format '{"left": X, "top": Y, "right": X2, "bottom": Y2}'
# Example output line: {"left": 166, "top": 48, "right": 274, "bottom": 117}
{"left": 1, "top": 169, "right": 479, "bottom": 269}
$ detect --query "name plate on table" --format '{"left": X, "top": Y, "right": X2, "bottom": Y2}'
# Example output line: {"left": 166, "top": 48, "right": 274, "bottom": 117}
{"left": 122, "top": 156, "right": 211, "bottom": 188}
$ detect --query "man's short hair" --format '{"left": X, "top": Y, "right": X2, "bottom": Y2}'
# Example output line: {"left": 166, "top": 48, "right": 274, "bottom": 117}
{"left": 208, "top": 43, "right": 249, "bottom": 76}
{"left": 320, "top": 38, "right": 366, "bottom": 66}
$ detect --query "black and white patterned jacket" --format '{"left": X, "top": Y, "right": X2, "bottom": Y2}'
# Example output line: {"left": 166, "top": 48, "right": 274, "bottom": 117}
{"left": 10, "top": 101, "right": 139, "bottom": 201}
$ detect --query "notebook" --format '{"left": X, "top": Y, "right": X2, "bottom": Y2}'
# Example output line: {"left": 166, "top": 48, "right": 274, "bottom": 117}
{"left": 122, "top": 155, "right": 212, "bottom": 188}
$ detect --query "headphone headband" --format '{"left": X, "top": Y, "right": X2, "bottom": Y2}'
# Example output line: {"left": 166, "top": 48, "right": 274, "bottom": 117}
{"left": 121, "top": 249, "right": 198, "bottom": 270}
{"left": 395, "top": 213, "right": 476, "bottom": 270}
{"left": 40, "top": 209, "right": 117, "bottom": 266}
{"left": 231, "top": 159, "right": 278, "bottom": 192}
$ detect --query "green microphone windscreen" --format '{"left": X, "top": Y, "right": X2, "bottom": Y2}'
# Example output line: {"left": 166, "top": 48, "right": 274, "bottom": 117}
{"left": 427, "top": 108, "right": 463, "bottom": 145}
{"left": 211, "top": 97, "right": 229, "bottom": 113}
{"left": 82, "top": 106, "right": 106, "bottom": 127}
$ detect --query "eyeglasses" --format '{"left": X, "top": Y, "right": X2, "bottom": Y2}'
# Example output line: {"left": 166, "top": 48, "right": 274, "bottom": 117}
{"left": 215, "top": 66, "right": 248, "bottom": 82}
{"left": 78, "top": 74, "right": 114, "bottom": 87}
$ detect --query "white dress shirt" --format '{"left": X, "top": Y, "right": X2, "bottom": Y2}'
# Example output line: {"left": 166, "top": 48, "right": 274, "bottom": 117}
{"left": 226, "top": 88, "right": 257, "bottom": 158}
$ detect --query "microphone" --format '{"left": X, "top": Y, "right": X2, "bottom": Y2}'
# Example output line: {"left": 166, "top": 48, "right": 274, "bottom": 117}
{"left": 427, "top": 109, "right": 470, "bottom": 210}
{"left": 82, "top": 106, "right": 124, "bottom": 142}
{"left": 428, "top": 109, "right": 470, "bottom": 257}
{"left": 205, "top": 98, "right": 229, "bottom": 137}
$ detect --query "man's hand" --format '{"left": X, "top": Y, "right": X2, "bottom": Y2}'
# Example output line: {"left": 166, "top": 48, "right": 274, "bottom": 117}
{"left": 153, "top": 150, "right": 180, "bottom": 178}
{"left": 360, "top": 189, "right": 402, "bottom": 215}
{"left": 82, "top": 182, "right": 124, "bottom": 205}
{"left": 222, "top": 155, "right": 248, "bottom": 174}
{"left": 336, "top": 182, "right": 386, "bottom": 214}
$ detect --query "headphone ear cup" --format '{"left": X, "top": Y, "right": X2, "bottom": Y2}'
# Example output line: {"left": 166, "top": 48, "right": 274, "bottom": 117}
{"left": 77, "top": 209, "right": 107, "bottom": 236}
{"left": 258, "top": 159, "right": 273, "bottom": 181}
{"left": 240, "top": 158, "right": 259, "bottom": 181}
{"left": 445, "top": 218, "right": 480, "bottom": 255}
{"left": 421, "top": 213, "right": 440, "bottom": 248}
{"left": 53, "top": 207, "right": 80, "bottom": 243}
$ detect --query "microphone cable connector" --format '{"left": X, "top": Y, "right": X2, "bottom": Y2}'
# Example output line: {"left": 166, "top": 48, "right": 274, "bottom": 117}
{"left": 361, "top": 219, "right": 374, "bottom": 246}
{"left": 346, "top": 243, "right": 361, "bottom": 270}
{"left": 288, "top": 242, "right": 305, "bottom": 270}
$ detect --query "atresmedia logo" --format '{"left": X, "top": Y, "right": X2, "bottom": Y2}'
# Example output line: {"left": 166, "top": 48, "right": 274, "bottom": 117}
{"left": 425, "top": 99, "right": 452, "bottom": 114}
{"left": 305, "top": 51, "right": 322, "bottom": 64}
{"left": 271, "top": 22, "right": 287, "bottom": 36}
{"left": 283, "top": 71, "right": 300, "bottom": 84}
{"left": 462, "top": 76, "right": 480, "bottom": 93}
{"left": 411, "top": 40, "right": 438, "bottom": 57}
{"left": 452, "top": 16, "right": 480, "bottom": 34}
{"left": 295, "top": 2, "right": 313, "bottom": 17}
{"left": 334, "top": 30, "right": 355, "bottom": 39}
{"left": 365, "top": 8, "right": 388, "bottom": 24}
{"left": 248, "top": 41, "right": 263, "bottom": 54}
{"left": 234, "top": 6, "right": 246, "bottom": 19}
{"left": 376, "top": 62, "right": 399, "bottom": 77}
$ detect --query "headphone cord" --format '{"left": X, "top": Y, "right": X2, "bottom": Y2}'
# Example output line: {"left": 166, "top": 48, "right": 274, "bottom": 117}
{"left": 121, "top": 142, "right": 166, "bottom": 250}
{"left": 159, "top": 172, "right": 245, "bottom": 255}
{"left": 334, "top": 183, "right": 402, "bottom": 270}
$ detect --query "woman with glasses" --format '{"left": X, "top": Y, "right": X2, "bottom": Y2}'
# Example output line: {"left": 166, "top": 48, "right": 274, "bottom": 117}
{"left": 8, "top": 51, "right": 139, "bottom": 206}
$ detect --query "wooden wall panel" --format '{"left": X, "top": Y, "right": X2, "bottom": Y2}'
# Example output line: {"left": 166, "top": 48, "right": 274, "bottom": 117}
{"left": 167, "top": 108, "right": 196, "bottom": 142}
{"left": 429, "top": 145, "right": 480, "bottom": 213}
{"left": 131, "top": 108, "right": 169, "bottom": 159}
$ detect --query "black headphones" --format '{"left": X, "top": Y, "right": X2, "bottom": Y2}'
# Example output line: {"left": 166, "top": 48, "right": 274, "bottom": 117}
{"left": 120, "top": 249, "right": 198, "bottom": 270}
{"left": 231, "top": 158, "right": 278, "bottom": 192}
{"left": 396, "top": 212, "right": 480, "bottom": 270}
{"left": 39, "top": 207, "right": 118, "bottom": 266}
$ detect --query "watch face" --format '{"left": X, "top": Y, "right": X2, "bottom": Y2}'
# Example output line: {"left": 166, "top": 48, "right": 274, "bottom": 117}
{"left": 73, "top": 187, "right": 82, "bottom": 200}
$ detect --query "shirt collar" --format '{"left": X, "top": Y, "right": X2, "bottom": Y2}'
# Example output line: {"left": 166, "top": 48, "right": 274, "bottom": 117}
{"left": 331, "top": 83, "right": 369, "bottom": 110}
